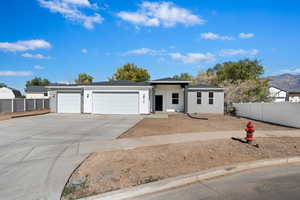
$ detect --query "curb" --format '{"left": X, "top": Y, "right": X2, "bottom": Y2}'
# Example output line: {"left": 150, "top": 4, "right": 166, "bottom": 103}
{"left": 78, "top": 156, "right": 300, "bottom": 200}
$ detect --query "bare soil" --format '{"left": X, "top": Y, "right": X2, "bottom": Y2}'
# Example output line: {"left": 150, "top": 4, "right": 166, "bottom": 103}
{"left": 0, "top": 109, "right": 50, "bottom": 121}
{"left": 63, "top": 137, "right": 300, "bottom": 200}
{"left": 120, "top": 114, "right": 295, "bottom": 138}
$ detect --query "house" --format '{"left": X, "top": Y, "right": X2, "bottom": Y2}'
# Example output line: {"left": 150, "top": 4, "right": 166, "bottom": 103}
{"left": 25, "top": 86, "right": 49, "bottom": 99}
{"left": 0, "top": 87, "right": 23, "bottom": 99}
{"left": 269, "top": 84, "right": 300, "bottom": 102}
{"left": 268, "top": 73, "right": 300, "bottom": 102}
{"left": 46, "top": 77, "right": 224, "bottom": 114}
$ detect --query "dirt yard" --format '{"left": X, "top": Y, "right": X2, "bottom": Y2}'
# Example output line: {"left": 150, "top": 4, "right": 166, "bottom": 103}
{"left": 120, "top": 114, "right": 295, "bottom": 138}
{"left": 63, "top": 137, "right": 300, "bottom": 200}
{"left": 0, "top": 109, "right": 50, "bottom": 121}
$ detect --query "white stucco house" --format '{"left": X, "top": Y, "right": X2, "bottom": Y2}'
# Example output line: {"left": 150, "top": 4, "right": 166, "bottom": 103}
{"left": 25, "top": 86, "right": 49, "bottom": 99}
{"left": 269, "top": 84, "right": 300, "bottom": 103}
{"left": 0, "top": 87, "right": 23, "bottom": 99}
{"left": 46, "top": 78, "right": 225, "bottom": 114}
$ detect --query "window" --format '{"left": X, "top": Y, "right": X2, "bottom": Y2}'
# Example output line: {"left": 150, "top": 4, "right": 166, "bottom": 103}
{"left": 44, "top": 92, "right": 48, "bottom": 97}
{"left": 197, "top": 92, "right": 202, "bottom": 104}
{"left": 172, "top": 93, "right": 179, "bottom": 104}
{"left": 209, "top": 92, "right": 214, "bottom": 105}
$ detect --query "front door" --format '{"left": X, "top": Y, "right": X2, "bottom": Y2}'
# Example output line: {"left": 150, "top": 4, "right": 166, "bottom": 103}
{"left": 155, "top": 95, "right": 163, "bottom": 111}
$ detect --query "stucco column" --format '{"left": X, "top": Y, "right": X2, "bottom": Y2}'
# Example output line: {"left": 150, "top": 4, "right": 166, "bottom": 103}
{"left": 184, "top": 85, "right": 188, "bottom": 113}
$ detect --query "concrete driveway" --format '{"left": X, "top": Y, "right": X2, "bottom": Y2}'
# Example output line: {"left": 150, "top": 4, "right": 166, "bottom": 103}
{"left": 0, "top": 114, "right": 142, "bottom": 200}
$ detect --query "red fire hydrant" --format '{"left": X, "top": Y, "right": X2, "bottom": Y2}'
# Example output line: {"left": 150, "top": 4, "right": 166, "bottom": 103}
{"left": 245, "top": 122, "right": 255, "bottom": 144}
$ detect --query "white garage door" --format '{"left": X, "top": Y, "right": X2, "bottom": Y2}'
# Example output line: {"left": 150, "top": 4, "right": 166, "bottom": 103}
{"left": 92, "top": 92, "right": 139, "bottom": 114}
{"left": 57, "top": 93, "right": 81, "bottom": 113}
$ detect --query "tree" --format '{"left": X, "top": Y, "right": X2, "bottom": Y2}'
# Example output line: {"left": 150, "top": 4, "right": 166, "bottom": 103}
{"left": 173, "top": 73, "right": 193, "bottom": 81}
{"left": 109, "top": 63, "right": 150, "bottom": 82}
{"left": 0, "top": 83, "right": 6, "bottom": 88}
{"left": 75, "top": 73, "right": 93, "bottom": 84}
{"left": 194, "top": 59, "right": 269, "bottom": 110}
{"left": 193, "top": 71, "right": 218, "bottom": 86}
{"left": 214, "top": 59, "right": 264, "bottom": 84}
{"left": 26, "top": 77, "right": 50, "bottom": 86}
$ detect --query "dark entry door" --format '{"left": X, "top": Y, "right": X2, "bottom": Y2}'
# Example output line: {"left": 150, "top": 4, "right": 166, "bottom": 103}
{"left": 155, "top": 95, "right": 163, "bottom": 111}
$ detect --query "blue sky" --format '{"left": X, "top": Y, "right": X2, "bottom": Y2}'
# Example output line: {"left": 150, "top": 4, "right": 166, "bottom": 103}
{"left": 1, "top": 0, "right": 300, "bottom": 90}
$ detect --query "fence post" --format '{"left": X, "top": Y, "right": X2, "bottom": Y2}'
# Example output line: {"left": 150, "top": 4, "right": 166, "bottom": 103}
{"left": 42, "top": 99, "right": 45, "bottom": 110}
{"left": 24, "top": 99, "right": 26, "bottom": 112}
{"left": 34, "top": 99, "right": 36, "bottom": 110}
{"left": 11, "top": 99, "right": 14, "bottom": 113}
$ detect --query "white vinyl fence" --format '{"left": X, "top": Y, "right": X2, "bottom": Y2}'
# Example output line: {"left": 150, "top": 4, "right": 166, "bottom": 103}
{"left": 234, "top": 102, "right": 300, "bottom": 128}
{"left": 0, "top": 98, "right": 50, "bottom": 114}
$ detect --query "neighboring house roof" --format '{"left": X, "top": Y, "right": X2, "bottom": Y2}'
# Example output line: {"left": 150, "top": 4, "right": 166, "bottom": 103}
{"left": 25, "top": 86, "right": 48, "bottom": 93}
{"left": 269, "top": 82, "right": 300, "bottom": 93}
{"left": 149, "top": 77, "right": 191, "bottom": 83}
{"left": 188, "top": 84, "right": 224, "bottom": 90}
{"left": 1, "top": 87, "right": 23, "bottom": 97}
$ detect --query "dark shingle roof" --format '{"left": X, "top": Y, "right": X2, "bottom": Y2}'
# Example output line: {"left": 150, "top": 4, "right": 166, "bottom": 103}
{"left": 25, "top": 86, "right": 48, "bottom": 93}
{"left": 188, "top": 84, "right": 224, "bottom": 89}
{"left": 48, "top": 80, "right": 150, "bottom": 87}
{"left": 150, "top": 77, "right": 191, "bottom": 82}
{"left": 6, "top": 87, "right": 23, "bottom": 97}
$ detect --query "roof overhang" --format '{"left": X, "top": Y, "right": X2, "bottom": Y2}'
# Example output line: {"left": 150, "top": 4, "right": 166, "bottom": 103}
{"left": 149, "top": 81, "right": 191, "bottom": 84}
{"left": 188, "top": 87, "right": 225, "bottom": 91}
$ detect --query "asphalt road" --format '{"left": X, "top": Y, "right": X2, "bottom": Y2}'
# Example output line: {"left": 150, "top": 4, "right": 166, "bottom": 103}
{"left": 0, "top": 114, "right": 142, "bottom": 200}
{"left": 133, "top": 163, "right": 300, "bottom": 200}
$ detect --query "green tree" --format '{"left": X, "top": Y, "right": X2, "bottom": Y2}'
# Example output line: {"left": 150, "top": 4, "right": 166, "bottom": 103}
{"left": 173, "top": 73, "right": 193, "bottom": 81}
{"left": 194, "top": 59, "right": 269, "bottom": 109}
{"left": 0, "top": 83, "right": 6, "bottom": 88}
{"left": 26, "top": 77, "right": 50, "bottom": 86}
{"left": 214, "top": 58, "right": 264, "bottom": 84}
{"left": 109, "top": 63, "right": 150, "bottom": 82}
{"left": 75, "top": 73, "right": 94, "bottom": 84}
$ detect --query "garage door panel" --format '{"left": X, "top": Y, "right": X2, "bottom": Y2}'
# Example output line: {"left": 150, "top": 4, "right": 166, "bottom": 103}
{"left": 57, "top": 93, "right": 81, "bottom": 113}
{"left": 93, "top": 92, "right": 139, "bottom": 114}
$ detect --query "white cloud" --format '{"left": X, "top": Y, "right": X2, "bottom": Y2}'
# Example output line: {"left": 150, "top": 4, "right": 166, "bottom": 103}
{"left": 279, "top": 68, "right": 300, "bottom": 74}
{"left": 169, "top": 52, "right": 215, "bottom": 64}
{"left": 117, "top": 1, "right": 204, "bottom": 28}
{"left": 200, "top": 32, "right": 234, "bottom": 40}
{"left": 0, "top": 71, "right": 33, "bottom": 77}
{"left": 124, "top": 48, "right": 165, "bottom": 56}
{"left": 38, "top": 0, "right": 103, "bottom": 29}
{"left": 81, "top": 48, "right": 88, "bottom": 54}
{"left": 219, "top": 49, "right": 259, "bottom": 57}
{"left": 21, "top": 53, "right": 51, "bottom": 59}
{"left": 0, "top": 40, "right": 51, "bottom": 52}
{"left": 239, "top": 33, "right": 254, "bottom": 39}
{"left": 34, "top": 65, "right": 45, "bottom": 70}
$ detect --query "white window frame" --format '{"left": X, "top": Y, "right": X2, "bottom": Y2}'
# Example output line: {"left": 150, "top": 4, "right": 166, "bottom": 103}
{"left": 208, "top": 92, "right": 214, "bottom": 105}
{"left": 172, "top": 93, "right": 179, "bottom": 104}
{"left": 197, "top": 92, "right": 202, "bottom": 104}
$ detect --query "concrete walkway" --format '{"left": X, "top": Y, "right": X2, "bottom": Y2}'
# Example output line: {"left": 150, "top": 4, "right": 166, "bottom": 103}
{"left": 79, "top": 129, "right": 300, "bottom": 154}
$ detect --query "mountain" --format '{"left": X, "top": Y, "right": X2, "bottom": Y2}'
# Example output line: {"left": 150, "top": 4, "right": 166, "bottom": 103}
{"left": 269, "top": 73, "right": 300, "bottom": 92}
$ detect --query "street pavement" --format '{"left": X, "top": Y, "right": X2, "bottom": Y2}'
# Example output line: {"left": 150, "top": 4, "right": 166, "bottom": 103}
{"left": 132, "top": 163, "right": 300, "bottom": 200}
{"left": 0, "top": 114, "right": 142, "bottom": 200}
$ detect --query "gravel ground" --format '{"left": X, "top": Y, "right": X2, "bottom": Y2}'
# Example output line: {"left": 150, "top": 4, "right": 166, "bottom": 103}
{"left": 63, "top": 137, "right": 300, "bottom": 200}
{"left": 120, "top": 114, "right": 295, "bottom": 138}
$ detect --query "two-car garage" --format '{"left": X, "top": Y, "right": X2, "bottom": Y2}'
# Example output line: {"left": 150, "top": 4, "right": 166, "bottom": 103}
{"left": 56, "top": 91, "right": 140, "bottom": 114}
{"left": 48, "top": 82, "right": 151, "bottom": 115}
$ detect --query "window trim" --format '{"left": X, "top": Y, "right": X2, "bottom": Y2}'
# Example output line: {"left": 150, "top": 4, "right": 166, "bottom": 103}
{"left": 172, "top": 93, "right": 179, "bottom": 104}
{"left": 208, "top": 92, "right": 214, "bottom": 105}
{"left": 197, "top": 92, "right": 202, "bottom": 104}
